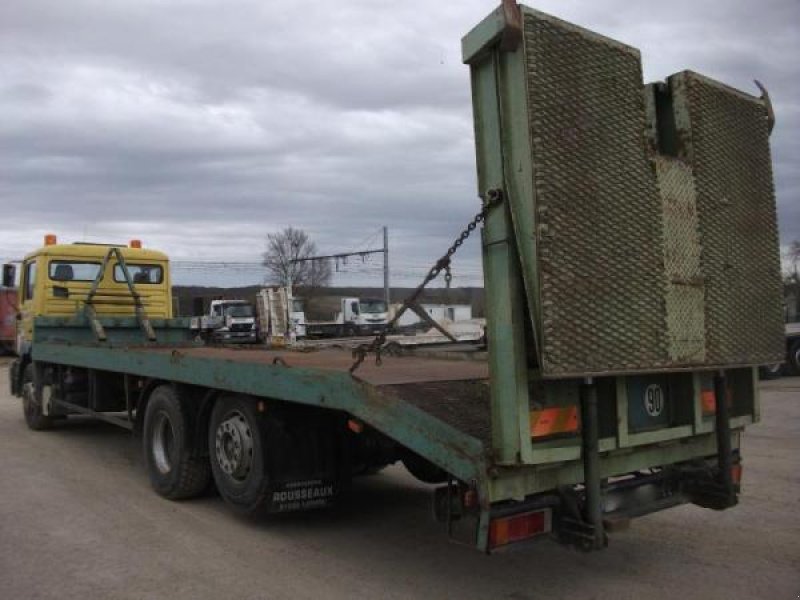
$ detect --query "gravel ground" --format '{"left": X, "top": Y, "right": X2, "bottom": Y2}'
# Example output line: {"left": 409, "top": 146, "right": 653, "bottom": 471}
{"left": 0, "top": 357, "right": 797, "bottom": 600}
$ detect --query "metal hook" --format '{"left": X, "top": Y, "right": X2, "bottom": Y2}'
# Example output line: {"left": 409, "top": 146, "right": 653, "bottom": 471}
{"left": 754, "top": 80, "right": 775, "bottom": 135}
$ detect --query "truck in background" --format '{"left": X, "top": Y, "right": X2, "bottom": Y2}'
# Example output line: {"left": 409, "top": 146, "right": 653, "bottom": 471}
{"left": 757, "top": 322, "right": 800, "bottom": 379}
{"left": 191, "top": 298, "right": 258, "bottom": 343}
{"left": 1, "top": 278, "right": 17, "bottom": 354}
{"left": 787, "top": 324, "right": 800, "bottom": 374}
{"left": 303, "top": 297, "right": 388, "bottom": 338}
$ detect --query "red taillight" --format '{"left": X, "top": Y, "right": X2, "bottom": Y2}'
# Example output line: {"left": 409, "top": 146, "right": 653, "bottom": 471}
{"left": 347, "top": 419, "right": 363, "bottom": 434}
{"left": 731, "top": 463, "right": 743, "bottom": 485}
{"left": 488, "top": 509, "right": 551, "bottom": 549}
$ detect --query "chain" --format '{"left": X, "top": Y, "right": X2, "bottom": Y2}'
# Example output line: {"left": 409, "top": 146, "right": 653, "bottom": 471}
{"left": 349, "top": 188, "right": 504, "bottom": 374}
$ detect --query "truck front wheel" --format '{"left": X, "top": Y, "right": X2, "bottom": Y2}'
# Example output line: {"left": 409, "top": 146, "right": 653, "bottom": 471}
{"left": 21, "top": 363, "right": 53, "bottom": 431}
{"left": 209, "top": 394, "right": 270, "bottom": 515}
{"left": 143, "top": 385, "right": 211, "bottom": 499}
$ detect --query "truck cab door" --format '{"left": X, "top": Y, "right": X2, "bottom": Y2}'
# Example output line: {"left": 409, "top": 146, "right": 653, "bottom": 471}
{"left": 345, "top": 300, "right": 360, "bottom": 324}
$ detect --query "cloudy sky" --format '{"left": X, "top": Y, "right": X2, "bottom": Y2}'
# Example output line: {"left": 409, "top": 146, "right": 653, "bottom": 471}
{"left": 1, "top": 0, "right": 797, "bottom": 287}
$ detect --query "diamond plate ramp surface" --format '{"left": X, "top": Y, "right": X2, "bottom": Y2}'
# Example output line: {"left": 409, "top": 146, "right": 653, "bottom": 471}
{"left": 656, "top": 157, "right": 706, "bottom": 364}
{"left": 674, "top": 72, "right": 784, "bottom": 365}
{"left": 521, "top": 9, "right": 669, "bottom": 376}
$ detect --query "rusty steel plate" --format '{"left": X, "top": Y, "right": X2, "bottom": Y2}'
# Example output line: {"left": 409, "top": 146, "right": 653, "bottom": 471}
{"left": 144, "top": 346, "right": 488, "bottom": 387}
{"left": 672, "top": 71, "right": 785, "bottom": 365}
{"left": 520, "top": 9, "right": 669, "bottom": 376}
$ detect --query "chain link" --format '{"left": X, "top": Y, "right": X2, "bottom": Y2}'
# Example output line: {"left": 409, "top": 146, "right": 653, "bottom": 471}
{"left": 349, "top": 188, "right": 504, "bottom": 374}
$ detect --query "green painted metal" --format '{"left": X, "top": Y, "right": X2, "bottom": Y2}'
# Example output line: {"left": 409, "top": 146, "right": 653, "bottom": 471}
{"left": 31, "top": 340, "right": 487, "bottom": 486}
{"left": 489, "top": 430, "right": 738, "bottom": 499}
{"left": 33, "top": 316, "right": 193, "bottom": 346}
{"left": 456, "top": 8, "right": 765, "bottom": 535}
{"left": 461, "top": 5, "right": 510, "bottom": 64}
{"left": 469, "top": 50, "right": 532, "bottom": 466}
{"left": 82, "top": 246, "right": 158, "bottom": 341}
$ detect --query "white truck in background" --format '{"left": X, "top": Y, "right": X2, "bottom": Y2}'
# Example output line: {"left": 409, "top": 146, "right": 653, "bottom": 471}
{"left": 191, "top": 299, "right": 258, "bottom": 343}
{"left": 303, "top": 297, "right": 388, "bottom": 338}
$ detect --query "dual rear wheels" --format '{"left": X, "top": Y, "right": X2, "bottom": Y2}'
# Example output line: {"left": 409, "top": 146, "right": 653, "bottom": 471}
{"left": 143, "top": 387, "right": 270, "bottom": 512}
{"left": 142, "top": 386, "right": 211, "bottom": 499}
{"left": 208, "top": 395, "right": 272, "bottom": 514}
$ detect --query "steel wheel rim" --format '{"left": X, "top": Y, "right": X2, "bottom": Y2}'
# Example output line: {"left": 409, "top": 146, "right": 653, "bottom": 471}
{"left": 22, "top": 379, "right": 36, "bottom": 418}
{"left": 215, "top": 410, "right": 254, "bottom": 481}
{"left": 152, "top": 411, "right": 176, "bottom": 475}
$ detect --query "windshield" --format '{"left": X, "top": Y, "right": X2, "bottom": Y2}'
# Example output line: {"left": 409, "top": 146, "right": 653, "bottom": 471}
{"left": 224, "top": 304, "right": 254, "bottom": 318}
{"left": 291, "top": 299, "right": 304, "bottom": 312}
{"left": 361, "top": 300, "right": 387, "bottom": 314}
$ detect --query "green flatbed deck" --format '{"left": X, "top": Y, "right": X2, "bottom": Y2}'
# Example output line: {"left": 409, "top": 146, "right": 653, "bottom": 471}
{"left": 32, "top": 329, "right": 493, "bottom": 485}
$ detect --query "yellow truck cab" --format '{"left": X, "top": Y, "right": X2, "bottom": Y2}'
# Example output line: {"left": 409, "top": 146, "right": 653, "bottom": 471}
{"left": 16, "top": 235, "right": 172, "bottom": 356}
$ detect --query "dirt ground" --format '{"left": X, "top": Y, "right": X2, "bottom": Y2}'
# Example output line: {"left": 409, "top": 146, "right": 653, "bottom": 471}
{"left": 0, "top": 357, "right": 797, "bottom": 600}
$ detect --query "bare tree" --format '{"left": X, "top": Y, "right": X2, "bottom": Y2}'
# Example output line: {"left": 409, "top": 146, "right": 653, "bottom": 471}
{"left": 787, "top": 239, "right": 800, "bottom": 281}
{"left": 262, "top": 227, "right": 331, "bottom": 289}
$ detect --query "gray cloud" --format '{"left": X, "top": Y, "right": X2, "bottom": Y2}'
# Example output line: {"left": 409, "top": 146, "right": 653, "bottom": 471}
{"left": 1, "top": 0, "right": 797, "bottom": 287}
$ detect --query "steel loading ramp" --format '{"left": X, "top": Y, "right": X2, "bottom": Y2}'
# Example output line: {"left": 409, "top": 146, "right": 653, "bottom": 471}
{"left": 464, "top": 4, "right": 784, "bottom": 379}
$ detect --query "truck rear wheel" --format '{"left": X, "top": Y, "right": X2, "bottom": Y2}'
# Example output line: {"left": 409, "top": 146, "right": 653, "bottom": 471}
{"left": 209, "top": 394, "right": 270, "bottom": 515}
{"left": 788, "top": 340, "right": 800, "bottom": 376}
{"left": 143, "top": 385, "right": 211, "bottom": 499}
{"left": 402, "top": 451, "right": 448, "bottom": 484}
{"left": 21, "top": 363, "right": 53, "bottom": 431}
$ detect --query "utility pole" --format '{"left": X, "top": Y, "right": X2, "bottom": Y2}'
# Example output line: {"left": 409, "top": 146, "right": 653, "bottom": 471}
{"left": 290, "top": 227, "right": 390, "bottom": 308}
{"left": 383, "top": 226, "right": 390, "bottom": 309}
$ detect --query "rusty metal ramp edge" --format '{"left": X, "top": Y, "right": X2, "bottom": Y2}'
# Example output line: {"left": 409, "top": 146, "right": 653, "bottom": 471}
{"left": 32, "top": 342, "right": 490, "bottom": 484}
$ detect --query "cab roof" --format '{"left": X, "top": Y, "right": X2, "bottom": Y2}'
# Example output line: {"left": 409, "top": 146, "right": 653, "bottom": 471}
{"left": 25, "top": 243, "right": 169, "bottom": 263}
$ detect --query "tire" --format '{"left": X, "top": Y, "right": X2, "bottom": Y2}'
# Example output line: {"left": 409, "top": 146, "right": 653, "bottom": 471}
{"left": 208, "top": 394, "right": 271, "bottom": 515}
{"left": 788, "top": 340, "right": 800, "bottom": 376}
{"left": 21, "top": 363, "right": 53, "bottom": 431}
{"left": 143, "top": 385, "right": 211, "bottom": 500}
{"left": 402, "top": 451, "right": 448, "bottom": 484}
{"left": 758, "top": 363, "right": 783, "bottom": 380}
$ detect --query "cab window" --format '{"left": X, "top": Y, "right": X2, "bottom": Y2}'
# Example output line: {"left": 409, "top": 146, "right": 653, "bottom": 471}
{"left": 49, "top": 261, "right": 101, "bottom": 282}
{"left": 23, "top": 260, "right": 37, "bottom": 300}
{"left": 113, "top": 264, "right": 163, "bottom": 284}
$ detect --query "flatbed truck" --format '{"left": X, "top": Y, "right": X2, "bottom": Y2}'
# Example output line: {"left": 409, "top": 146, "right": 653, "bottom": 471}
{"left": 5, "top": 3, "right": 786, "bottom": 553}
{"left": 303, "top": 297, "right": 388, "bottom": 338}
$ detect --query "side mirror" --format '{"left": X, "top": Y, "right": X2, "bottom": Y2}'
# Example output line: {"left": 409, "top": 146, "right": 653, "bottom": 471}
{"left": 2, "top": 264, "right": 15, "bottom": 288}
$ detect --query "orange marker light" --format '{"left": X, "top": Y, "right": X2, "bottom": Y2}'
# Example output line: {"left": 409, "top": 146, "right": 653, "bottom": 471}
{"left": 530, "top": 406, "right": 579, "bottom": 438}
{"left": 44, "top": 234, "right": 57, "bottom": 246}
{"left": 129, "top": 239, "right": 142, "bottom": 249}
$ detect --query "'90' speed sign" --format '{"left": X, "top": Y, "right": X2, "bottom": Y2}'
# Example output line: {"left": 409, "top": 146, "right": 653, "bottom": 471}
{"left": 644, "top": 384, "right": 665, "bottom": 417}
